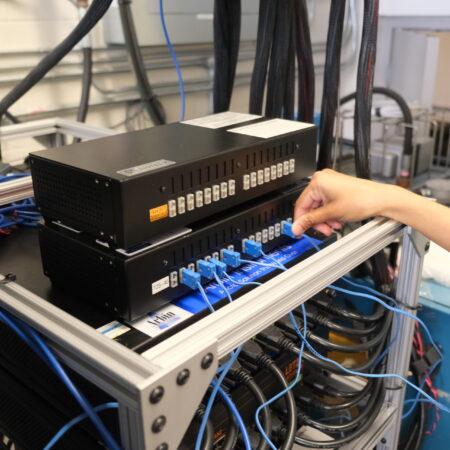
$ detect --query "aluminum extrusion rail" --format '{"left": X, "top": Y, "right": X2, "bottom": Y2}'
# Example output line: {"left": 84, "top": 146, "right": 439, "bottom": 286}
{"left": 0, "top": 218, "right": 404, "bottom": 449}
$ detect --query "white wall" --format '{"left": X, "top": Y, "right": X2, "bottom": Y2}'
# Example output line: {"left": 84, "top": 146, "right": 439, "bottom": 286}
{"left": 380, "top": 0, "right": 450, "bottom": 16}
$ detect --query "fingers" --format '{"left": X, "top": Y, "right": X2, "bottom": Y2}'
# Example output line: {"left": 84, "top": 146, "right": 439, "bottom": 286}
{"left": 292, "top": 203, "right": 337, "bottom": 235}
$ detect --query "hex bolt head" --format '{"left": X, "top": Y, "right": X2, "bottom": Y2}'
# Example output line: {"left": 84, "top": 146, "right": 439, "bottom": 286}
{"left": 201, "top": 353, "right": 214, "bottom": 370}
{"left": 156, "top": 444, "right": 168, "bottom": 450}
{"left": 152, "top": 416, "right": 167, "bottom": 433}
{"left": 150, "top": 386, "right": 165, "bottom": 404}
{"left": 176, "top": 369, "right": 190, "bottom": 385}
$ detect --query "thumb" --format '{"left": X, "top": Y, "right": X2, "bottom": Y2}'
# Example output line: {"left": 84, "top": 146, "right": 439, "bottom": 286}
{"left": 292, "top": 203, "right": 336, "bottom": 235}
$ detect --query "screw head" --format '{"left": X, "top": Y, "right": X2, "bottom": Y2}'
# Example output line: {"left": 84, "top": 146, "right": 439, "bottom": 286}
{"left": 95, "top": 179, "right": 99, "bottom": 184}
{"left": 105, "top": 182, "right": 109, "bottom": 187}
{"left": 156, "top": 444, "right": 168, "bottom": 450}
{"left": 236, "top": 161, "right": 241, "bottom": 168}
{"left": 160, "top": 186, "right": 167, "bottom": 193}
{"left": 152, "top": 416, "right": 166, "bottom": 433}
{"left": 381, "top": 438, "right": 387, "bottom": 444}
{"left": 162, "top": 260, "right": 168, "bottom": 267}
{"left": 176, "top": 369, "right": 190, "bottom": 385}
{"left": 201, "top": 353, "right": 214, "bottom": 370}
{"left": 150, "top": 386, "right": 165, "bottom": 404}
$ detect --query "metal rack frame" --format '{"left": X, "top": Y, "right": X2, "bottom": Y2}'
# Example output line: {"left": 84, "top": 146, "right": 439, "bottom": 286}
{"left": 0, "top": 218, "right": 427, "bottom": 449}
{"left": 0, "top": 118, "right": 117, "bottom": 206}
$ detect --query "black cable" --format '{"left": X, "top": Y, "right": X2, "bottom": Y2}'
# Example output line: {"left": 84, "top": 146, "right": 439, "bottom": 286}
{"left": 195, "top": 408, "right": 214, "bottom": 450}
{"left": 0, "top": 0, "right": 112, "bottom": 119}
{"left": 270, "top": 321, "right": 387, "bottom": 375}
{"left": 282, "top": 22, "right": 296, "bottom": 121}
{"left": 265, "top": 0, "right": 295, "bottom": 118}
{"left": 310, "top": 296, "right": 385, "bottom": 323}
{"left": 354, "top": 0, "right": 379, "bottom": 179}
{"left": 301, "top": 378, "right": 383, "bottom": 434}
{"left": 304, "top": 307, "right": 380, "bottom": 337}
{"left": 340, "top": 86, "right": 414, "bottom": 170}
{"left": 240, "top": 341, "right": 297, "bottom": 450}
{"left": 294, "top": 0, "right": 314, "bottom": 123}
{"left": 249, "top": 0, "right": 277, "bottom": 115}
{"left": 294, "top": 376, "right": 385, "bottom": 448}
{"left": 221, "top": 420, "right": 238, "bottom": 450}
{"left": 303, "top": 378, "right": 375, "bottom": 412}
{"left": 294, "top": 310, "right": 392, "bottom": 353}
{"left": 228, "top": 367, "right": 272, "bottom": 450}
{"left": 317, "top": 0, "right": 347, "bottom": 170}
{"left": 118, "top": 0, "right": 165, "bottom": 125}
{"left": 213, "top": 0, "right": 241, "bottom": 113}
{"left": 73, "top": 46, "right": 93, "bottom": 144}
{"left": 302, "top": 374, "right": 369, "bottom": 399}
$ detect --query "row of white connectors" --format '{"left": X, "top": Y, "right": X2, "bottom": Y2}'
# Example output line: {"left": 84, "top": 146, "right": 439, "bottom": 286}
{"left": 168, "top": 244, "right": 236, "bottom": 288}
{"left": 243, "top": 159, "right": 295, "bottom": 191}
{"left": 167, "top": 179, "right": 236, "bottom": 218}
{"left": 241, "top": 217, "right": 293, "bottom": 249}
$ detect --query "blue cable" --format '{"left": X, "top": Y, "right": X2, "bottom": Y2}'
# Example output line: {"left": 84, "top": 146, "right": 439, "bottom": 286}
{"left": 211, "top": 381, "right": 252, "bottom": 450}
{"left": 195, "top": 345, "right": 243, "bottom": 450}
{"left": 194, "top": 282, "right": 246, "bottom": 450}
{"left": 302, "top": 233, "right": 446, "bottom": 417}
{"left": 0, "top": 309, "right": 121, "bottom": 450}
{"left": 402, "top": 357, "right": 443, "bottom": 419}
{"left": 196, "top": 282, "right": 215, "bottom": 313}
{"left": 213, "top": 273, "right": 233, "bottom": 303}
{"left": 239, "top": 258, "right": 285, "bottom": 269}
{"left": 223, "top": 272, "right": 262, "bottom": 287}
{"left": 43, "top": 402, "right": 119, "bottom": 450}
{"left": 329, "top": 285, "right": 443, "bottom": 360}
{"left": 159, "top": 0, "right": 185, "bottom": 121}
{"left": 260, "top": 249, "right": 287, "bottom": 270}
{"left": 0, "top": 173, "right": 30, "bottom": 182}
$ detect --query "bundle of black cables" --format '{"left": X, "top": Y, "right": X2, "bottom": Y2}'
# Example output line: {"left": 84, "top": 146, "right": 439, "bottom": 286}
{"left": 213, "top": 0, "right": 242, "bottom": 113}
{"left": 317, "top": 0, "right": 347, "bottom": 170}
{"left": 0, "top": 0, "right": 113, "bottom": 120}
{"left": 249, "top": 0, "right": 314, "bottom": 120}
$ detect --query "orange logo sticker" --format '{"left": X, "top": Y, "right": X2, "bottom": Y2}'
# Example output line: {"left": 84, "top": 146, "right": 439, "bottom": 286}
{"left": 149, "top": 204, "right": 169, "bottom": 222}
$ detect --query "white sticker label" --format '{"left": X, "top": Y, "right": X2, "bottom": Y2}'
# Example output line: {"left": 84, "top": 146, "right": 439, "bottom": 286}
{"left": 130, "top": 304, "right": 193, "bottom": 338}
{"left": 182, "top": 111, "right": 261, "bottom": 129}
{"left": 117, "top": 159, "right": 175, "bottom": 177}
{"left": 228, "top": 118, "right": 314, "bottom": 139}
{"left": 151, "top": 276, "right": 170, "bottom": 294}
{"left": 97, "top": 321, "right": 130, "bottom": 339}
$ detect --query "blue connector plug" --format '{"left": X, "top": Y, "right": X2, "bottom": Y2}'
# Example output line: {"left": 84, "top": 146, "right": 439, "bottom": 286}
{"left": 210, "top": 258, "right": 227, "bottom": 276}
{"left": 282, "top": 221, "right": 298, "bottom": 239}
{"left": 181, "top": 269, "right": 201, "bottom": 290}
{"left": 243, "top": 239, "right": 262, "bottom": 258}
{"left": 222, "top": 249, "right": 241, "bottom": 268}
{"left": 198, "top": 260, "right": 217, "bottom": 280}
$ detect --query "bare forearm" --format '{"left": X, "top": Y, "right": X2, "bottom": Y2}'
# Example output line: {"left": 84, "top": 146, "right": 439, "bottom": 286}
{"left": 381, "top": 186, "right": 450, "bottom": 251}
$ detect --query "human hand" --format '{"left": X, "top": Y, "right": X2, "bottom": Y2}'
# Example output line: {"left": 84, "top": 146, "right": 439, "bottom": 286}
{"left": 292, "top": 169, "right": 394, "bottom": 236}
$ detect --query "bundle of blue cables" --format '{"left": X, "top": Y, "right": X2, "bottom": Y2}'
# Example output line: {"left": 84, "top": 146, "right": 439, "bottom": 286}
{"left": 0, "top": 174, "right": 41, "bottom": 233}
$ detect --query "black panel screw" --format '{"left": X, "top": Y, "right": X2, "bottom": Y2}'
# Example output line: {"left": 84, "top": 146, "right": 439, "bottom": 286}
{"left": 176, "top": 369, "right": 190, "bottom": 385}
{"left": 156, "top": 444, "right": 168, "bottom": 450}
{"left": 150, "top": 386, "right": 165, "bottom": 404}
{"left": 201, "top": 353, "right": 214, "bottom": 370}
{"left": 152, "top": 416, "right": 166, "bottom": 433}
